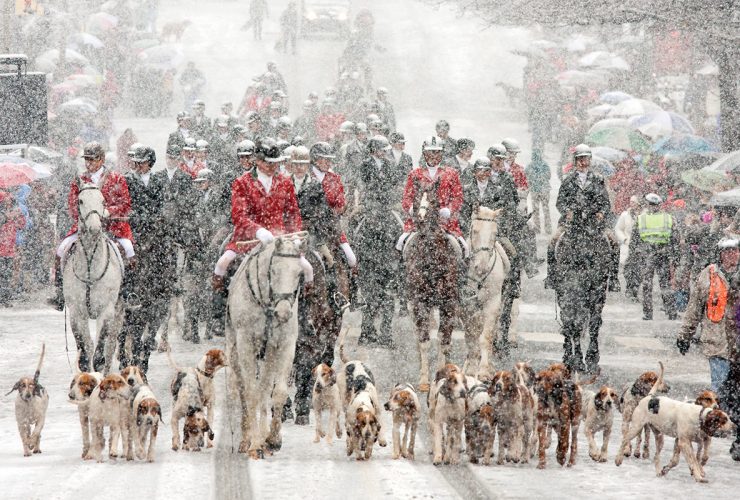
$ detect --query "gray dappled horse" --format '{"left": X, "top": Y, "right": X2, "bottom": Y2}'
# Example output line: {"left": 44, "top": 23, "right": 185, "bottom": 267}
{"left": 63, "top": 184, "right": 124, "bottom": 373}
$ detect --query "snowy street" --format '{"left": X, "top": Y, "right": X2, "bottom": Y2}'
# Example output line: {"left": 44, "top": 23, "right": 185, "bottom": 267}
{"left": 1, "top": 0, "right": 739, "bottom": 499}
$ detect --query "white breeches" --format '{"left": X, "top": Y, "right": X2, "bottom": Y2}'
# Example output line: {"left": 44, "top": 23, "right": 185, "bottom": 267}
{"left": 214, "top": 249, "right": 314, "bottom": 283}
{"left": 396, "top": 232, "right": 469, "bottom": 258}
{"left": 56, "top": 233, "right": 135, "bottom": 259}
{"left": 214, "top": 250, "right": 237, "bottom": 276}
{"left": 339, "top": 242, "right": 357, "bottom": 268}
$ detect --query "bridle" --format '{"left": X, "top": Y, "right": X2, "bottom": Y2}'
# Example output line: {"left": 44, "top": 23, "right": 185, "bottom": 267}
{"left": 464, "top": 213, "right": 500, "bottom": 295}
{"left": 243, "top": 239, "right": 305, "bottom": 356}
{"left": 72, "top": 184, "right": 113, "bottom": 316}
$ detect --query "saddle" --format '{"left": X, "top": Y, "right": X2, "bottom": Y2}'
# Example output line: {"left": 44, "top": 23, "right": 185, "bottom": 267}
{"left": 400, "top": 232, "right": 463, "bottom": 262}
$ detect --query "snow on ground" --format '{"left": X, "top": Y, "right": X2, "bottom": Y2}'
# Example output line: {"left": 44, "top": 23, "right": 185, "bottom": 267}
{"left": 2, "top": 0, "right": 739, "bottom": 498}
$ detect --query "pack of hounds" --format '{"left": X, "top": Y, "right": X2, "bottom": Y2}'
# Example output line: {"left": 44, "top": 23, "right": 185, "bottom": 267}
{"left": 9, "top": 344, "right": 735, "bottom": 483}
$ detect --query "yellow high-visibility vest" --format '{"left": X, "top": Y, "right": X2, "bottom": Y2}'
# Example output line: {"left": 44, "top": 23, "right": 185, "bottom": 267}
{"left": 638, "top": 212, "right": 672, "bottom": 244}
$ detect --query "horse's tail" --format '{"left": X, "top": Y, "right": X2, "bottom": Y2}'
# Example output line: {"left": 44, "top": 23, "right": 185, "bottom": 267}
{"left": 337, "top": 324, "right": 350, "bottom": 365}
{"left": 33, "top": 343, "right": 45, "bottom": 384}
{"left": 166, "top": 349, "right": 180, "bottom": 372}
{"left": 647, "top": 362, "right": 665, "bottom": 397}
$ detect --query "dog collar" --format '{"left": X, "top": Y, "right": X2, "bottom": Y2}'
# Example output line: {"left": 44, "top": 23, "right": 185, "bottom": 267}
{"left": 197, "top": 368, "right": 214, "bottom": 379}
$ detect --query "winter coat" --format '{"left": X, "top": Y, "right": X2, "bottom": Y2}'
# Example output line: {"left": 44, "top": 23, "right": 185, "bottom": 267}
{"left": 524, "top": 153, "right": 551, "bottom": 194}
{"left": 679, "top": 263, "right": 740, "bottom": 360}
{"left": 459, "top": 172, "right": 519, "bottom": 237}
{"left": 294, "top": 174, "right": 344, "bottom": 246}
{"left": 154, "top": 168, "right": 196, "bottom": 247}
{"left": 401, "top": 166, "right": 463, "bottom": 236}
{"left": 358, "top": 155, "right": 407, "bottom": 212}
{"left": 506, "top": 161, "right": 529, "bottom": 190}
{"left": 628, "top": 210, "right": 679, "bottom": 265}
{"left": 555, "top": 170, "right": 611, "bottom": 229}
{"left": 67, "top": 167, "right": 133, "bottom": 241}
{"left": 226, "top": 171, "right": 302, "bottom": 253}
{"left": 166, "top": 128, "right": 190, "bottom": 150}
{"left": 124, "top": 172, "right": 165, "bottom": 244}
{"left": 0, "top": 207, "right": 25, "bottom": 258}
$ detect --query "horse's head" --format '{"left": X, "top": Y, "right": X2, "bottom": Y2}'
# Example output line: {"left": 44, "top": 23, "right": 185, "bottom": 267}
{"left": 412, "top": 178, "right": 441, "bottom": 229}
{"left": 77, "top": 183, "right": 106, "bottom": 235}
{"left": 267, "top": 233, "right": 310, "bottom": 324}
{"left": 470, "top": 207, "right": 501, "bottom": 275}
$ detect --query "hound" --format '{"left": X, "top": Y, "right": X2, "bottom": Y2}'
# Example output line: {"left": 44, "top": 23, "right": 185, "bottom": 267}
{"left": 9, "top": 344, "right": 49, "bottom": 457}
{"left": 465, "top": 378, "right": 495, "bottom": 465}
{"left": 120, "top": 365, "right": 147, "bottom": 388}
{"left": 616, "top": 363, "right": 735, "bottom": 482}
{"left": 534, "top": 365, "right": 582, "bottom": 468}
{"left": 694, "top": 390, "right": 720, "bottom": 468}
{"left": 86, "top": 374, "right": 131, "bottom": 462}
{"left": 183, "top": 407, "right": 214, "bottom": 452}
{"left": 129, "top": 384, "right": 162, "bottom": 461}
{"left": 68, "top": 354, "right": 104, "bottom": 458}
{"left": 489, "top": 370, "right": 534, "bottom": 464}
{"left": 167, "top": 349, "right": 227, "bottom": 450}
{"left": 311, "top": 363, "right": 342, "bottom": 444}
{"left": 619, "top": 369, "right": 670, "bottom": 458}
{"left": 429, "top": 364, "right": 467, "bottom": 465}
{"left": 336, "top": 353, "right": 387, "bottom": 447}
{"left": 384, "top": 383, "right": 421, "bottom": 460}
{"left": 346, "top": 389, "right": 381, "bottom": 460}
{"left": 581, "top": 386, "right": 619, "bottom": 462}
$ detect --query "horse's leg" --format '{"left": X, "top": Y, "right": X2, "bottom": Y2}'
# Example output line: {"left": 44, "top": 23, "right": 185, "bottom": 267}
{"left": 461, "top": 309, "right": 480, "bottom": 376}
{"left": 438, "top": 301, "right": 456, "bottom": 367}
{"left": 479, "top": 291, "right": 503, "bottom": 381}
{"left": 70, "top": 312, "right": 94, "bottom": 372}
{"left": 267, "top": 331, "right": 298, "bottom": 452}
{"left": 585, "top": 284, "right": 607, "bottom": 373}
{"left": 413, "top": 301, "right": 431, "bottom": 392}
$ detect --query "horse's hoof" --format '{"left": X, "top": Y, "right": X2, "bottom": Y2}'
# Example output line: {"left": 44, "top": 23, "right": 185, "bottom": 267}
{"left": 265, "top": 439, "right": 282, "bottom": 452}
{"left": 157, "top": 342, "right": 169, "bottom": 353}
{"left": 417, "top": 383, "right": 430, "bottom": 393}
{"left": 248, "top": 449, "right": 264, "bottom": 460}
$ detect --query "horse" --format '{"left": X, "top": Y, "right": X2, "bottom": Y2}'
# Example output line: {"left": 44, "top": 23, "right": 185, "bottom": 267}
{"left": 460, "top": 207, "right": 510, "bottom": 380}
{"left": 404, "top": 179, "right": 460, "bottom": 392}
{"left": 226, "top": 234, "right": 310, "bottom": 458}
{"left": 63, "top": 183, "right": 124, "bottom": 374}
{"left": 551, "top": 222, "right": 611, "bottom": 374}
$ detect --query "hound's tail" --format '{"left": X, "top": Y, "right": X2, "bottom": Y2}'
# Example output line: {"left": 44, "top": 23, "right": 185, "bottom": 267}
{"left": 166, "top": 348, "right": 181, "bottom": 372}
{"left": 33, "top": 343, "right": 45, "bottom": 384}
{"left": 647, "top": 362, "right": 665, "bottom": 397}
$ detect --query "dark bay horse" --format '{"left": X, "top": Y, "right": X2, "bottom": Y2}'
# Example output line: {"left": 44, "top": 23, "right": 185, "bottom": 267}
{"left": 404, "top": 178, "right": 459, "bottom": 391}
{"left": 552, "top": 223, "right": 611, "bottom": 373}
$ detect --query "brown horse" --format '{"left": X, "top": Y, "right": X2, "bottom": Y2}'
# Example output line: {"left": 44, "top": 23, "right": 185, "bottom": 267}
{"left": 404, "top": 178, "right": 460, "bottom": 391}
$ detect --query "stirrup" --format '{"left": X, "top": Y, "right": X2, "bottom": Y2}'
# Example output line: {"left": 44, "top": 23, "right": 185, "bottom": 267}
{"left": 124, "top": 292, "right": 142, "bottom": 311}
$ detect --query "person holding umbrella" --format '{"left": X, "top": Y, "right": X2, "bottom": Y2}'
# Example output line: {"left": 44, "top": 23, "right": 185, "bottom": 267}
{"left": 0, "top": 191, "right": 26, "bottom": 306}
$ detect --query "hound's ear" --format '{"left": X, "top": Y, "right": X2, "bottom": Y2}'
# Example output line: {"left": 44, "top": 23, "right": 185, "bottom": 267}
{"left": 136, "top": 403, "right": 144, "bottom": 427}
{"left": 492, "top": 208, "right": 503, "bottom": 218}
{"left": 187, "top": 406, "right": 199, "bottom": 417}
{"left": 141, "top": 370, "right": 148, "bottom": 385}
{"left": 5, "top": 381, "right": 20, "bottom": 396}
{"left": 156, "top": 404, "right": 164, "bottom": 423}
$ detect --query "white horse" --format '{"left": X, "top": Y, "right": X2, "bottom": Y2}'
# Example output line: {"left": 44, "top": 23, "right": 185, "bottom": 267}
{"left": 226, "top": 234, "right": 311, "bottom": 459}
{"left": 461, "top": 207, "right": 509, "bottom": 380}
{"left": 63, "top": 184, "right": 124, "bottom": 374}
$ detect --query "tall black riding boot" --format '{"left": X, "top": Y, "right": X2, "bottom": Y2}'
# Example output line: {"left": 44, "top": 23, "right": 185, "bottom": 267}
{"left": 121, "top": 257, "right": 141, "bottom": 310}
{"left": 209, "top": 274, "right": 227, "bottom": 337}
{"left": 544, "top": 244, "right": 557, "bottom": 290}
{"left": 731, "top": 432, "right": 740, "bottom": 461}
{"left": 47, "top": 256, "right": 64, "bottom": 311}
{"left": 585, "top": 335, "right": 600, "bottom": 374}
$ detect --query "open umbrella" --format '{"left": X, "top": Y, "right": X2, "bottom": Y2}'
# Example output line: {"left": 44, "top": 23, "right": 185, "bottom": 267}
{"left": 599, "top": 91, "right": 633, "bottom": 105}
{"left": 588, "top": 118, "right": 630, "bottom": 135}
{"left": 591, "top": 146, "right": 629, "bottom": 163}
{"left": 556, "top": 70, "right": 609, "bottom": 89}
{"left": 586, "top": 127, "right": 651, "bottom": 153}
{"left": 696, "top": 63, "right": 719, "bottom": 76}
{"left": 628, "top": 111, "right": 695, "bottom": 139}
{"left": 591, "top": 155, "right": 615, "bottom": 177}
{"left": 87, "top": 12, "right": 118, "bottom": 35}
{"left": 587, "top": 103, "right": 615, "bottom": 119}
{"left": 137, "top": 44, "right": 184, "bottom": 69}
{"left": 681, "top": 169, "right": 732, "bottom": 193}
{"left": 578, "top": 51, "right": 630, "bottom": 71}
{"left": 58, "top": 97, "right": 98, "bottom": 114}
{"left": 70, "top": 32, "right": 104, "bottom": 49}
{"left": 563, "top": 34, "right": 599, "bottom": 53}
{"left": 702, "top": 150, "right": 740, "bottom": 173}
{"left": 0, "top": 163, "right": 37, "bottom": 188}
{"left": 653, "top": 134, "right": 718, "bottom": 156}
{"left": 35, "top": 48, "right": 90, "bottom": 72}
{"left": 710, "top": 188, "right": 740, "bottom": 207}
{"left": 608, "top": 98, "right": 663, "bottom": 117}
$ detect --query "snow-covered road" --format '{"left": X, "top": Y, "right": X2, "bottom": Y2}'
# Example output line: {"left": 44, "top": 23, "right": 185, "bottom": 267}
{"left": 2, "top": 0, "right": 739, "bottom": 498}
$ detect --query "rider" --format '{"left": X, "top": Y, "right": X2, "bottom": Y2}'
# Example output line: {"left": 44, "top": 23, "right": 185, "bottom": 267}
{"left": 211, "top": 139, "right": 303, "bottom": 291}
{"left": 398, "top": 136, "right": 467, "bottom": 257}
{"left": 49, "top": 142, "right": 135, "bottom": 310}
{"left": 545, "top": 144, "right": 619, "bottom": 291}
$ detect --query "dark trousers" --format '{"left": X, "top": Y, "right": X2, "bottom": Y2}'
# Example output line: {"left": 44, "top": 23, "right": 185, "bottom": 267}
{"left": 121, "top": 300, "right": 168, "bottom": 373}
{"left": 641, "top": 251, "right": 676, "bottom": 318}
{"left": 0, "top": 257, "right": 13, "bottom": 304}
